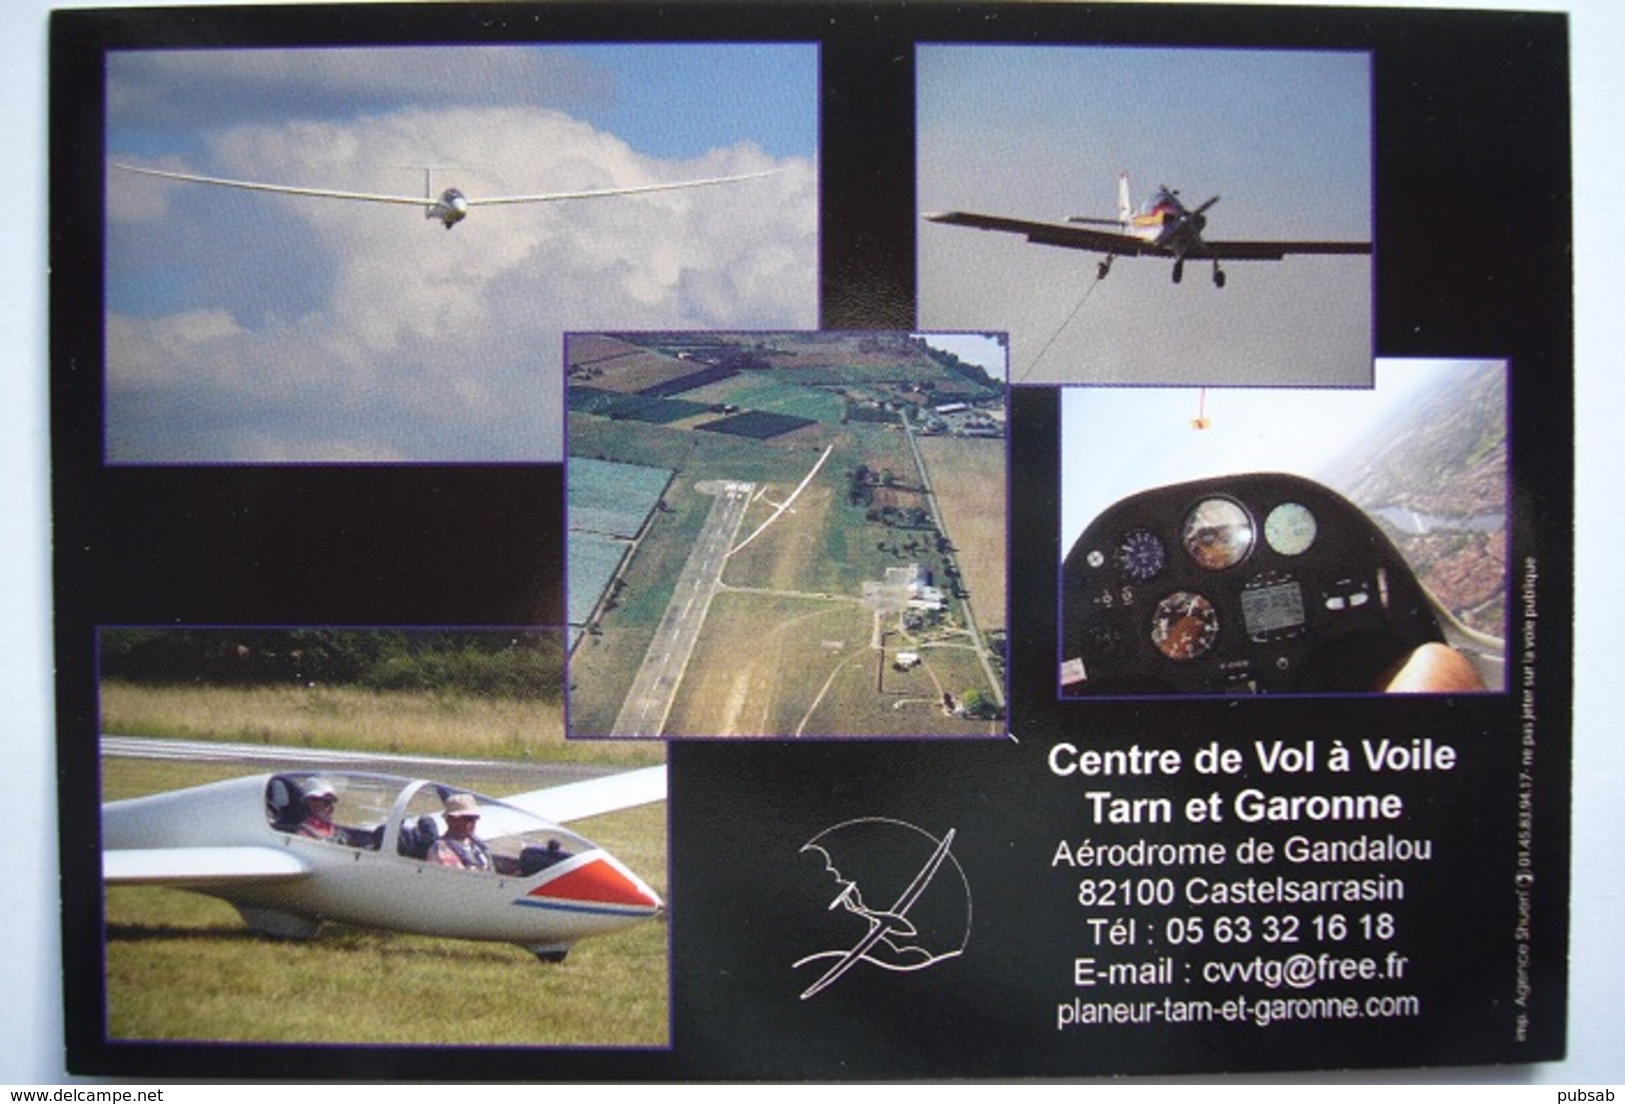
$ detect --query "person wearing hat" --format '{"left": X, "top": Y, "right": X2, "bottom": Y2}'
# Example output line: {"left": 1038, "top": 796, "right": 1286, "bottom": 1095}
{"left": 296, "top": 778, "right": 346, "bottom": 842}
{"left": 429, "top": 793, "right": 493, "bottom": 871}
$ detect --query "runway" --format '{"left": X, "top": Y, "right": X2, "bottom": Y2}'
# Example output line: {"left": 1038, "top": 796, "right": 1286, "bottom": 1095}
{"left": 609, "top": 478, "right": 755, "bottom": 737}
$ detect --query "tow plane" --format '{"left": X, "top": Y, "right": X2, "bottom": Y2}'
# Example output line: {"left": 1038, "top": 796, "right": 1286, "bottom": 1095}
{"left": 103, "top": 765, "right": 666, "bottom": 962}
{"left": 926, "top": 172, "right": 1370, "bottom": 287}
{"left": 114, "top": 161, "right": 783, "bottom": 229}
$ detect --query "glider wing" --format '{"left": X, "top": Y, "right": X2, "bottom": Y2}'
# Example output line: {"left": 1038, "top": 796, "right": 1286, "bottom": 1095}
{"left": 113, "top": 163, "right": 434, "bottom": 208}
{"left": 503, "top": 766, "right": 668, "bottom": 826}
{"left": 469, "top": 167, "right": 785, "bottom": 207}
{"left": 104, "top": 846, "right": 312, "bottom": 888}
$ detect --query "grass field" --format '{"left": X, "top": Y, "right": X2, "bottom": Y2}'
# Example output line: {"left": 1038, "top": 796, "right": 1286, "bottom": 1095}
{"left": 663, "top": 590, "right": 997, "bottom": 738}
{"left": 662, "top": 591, "right": 870, "bottom": 736}
{"left": 678, "top": 373, "right": 847, "bottom": 423}
{"left": 916, "top": 434, "right": 1009, "bottom": 633}
{"left": 100, "top": 681, "right": 667, "bottom": 767}
{"left": 101, "top": 754, "right": 669, "bottom": 1046}
{"left": 720, "top": 427, "right": 929, "bottom": 597}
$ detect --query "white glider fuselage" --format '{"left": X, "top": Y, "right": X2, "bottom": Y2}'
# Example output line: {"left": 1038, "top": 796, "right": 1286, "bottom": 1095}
{"left": 103, "top": 770, "right": 664, "bottom": 959}
{"left": 428, "top": 187, "right": 470, "bottom": 229}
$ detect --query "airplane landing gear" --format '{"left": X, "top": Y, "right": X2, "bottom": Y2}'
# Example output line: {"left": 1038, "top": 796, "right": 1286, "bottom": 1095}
{"left": 1213, "top": 262, "right": 1226, "bottom": 288}
{"left": 1171, "top": 259, "right": 1185, "bottom": 285}
{"left": 1097, "top": 255, "right": 1114, "bottom": 280}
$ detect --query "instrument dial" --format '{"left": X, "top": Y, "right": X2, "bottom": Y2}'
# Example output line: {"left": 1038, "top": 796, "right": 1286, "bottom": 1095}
{"left": 1264, "top": 502, "right": 1318, "bottom": 556}
{"left": 1114, "top": 528, "right": 1167, "bottom": 581}
{"left": 1182, "top": 498, "right": 1253, "bottom": 570}
{"left": 1151, "top": 591, "right": 1220, "bottom": 661}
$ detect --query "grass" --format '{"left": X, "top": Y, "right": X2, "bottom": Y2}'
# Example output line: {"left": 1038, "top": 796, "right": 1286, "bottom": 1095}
{"left": 101, "top": 757, "right": 669, "bottom": 1046}
{"left": 916, "top": 434, "right": 1009, "bottom": 633}
{"left": 663, "top": 590, "right": 997, "bottom": 738}
{"left": 100, "top": 680, "right": 658, "bottom": 768}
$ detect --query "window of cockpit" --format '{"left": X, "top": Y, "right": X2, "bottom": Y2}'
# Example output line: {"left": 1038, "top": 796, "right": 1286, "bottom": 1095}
{"left": 484, "top": 820, "right": 594, "bottom": 879}
{"left": 389, "top": 782, "right": 595, "bottom": 878}
{"left": 264, "top": 773, "right": 386, "bottom": 851}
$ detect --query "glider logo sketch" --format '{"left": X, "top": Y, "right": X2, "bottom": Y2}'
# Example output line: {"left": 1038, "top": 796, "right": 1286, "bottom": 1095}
{"left": 793, "top": 818, "right": 971, "bottom": 1000}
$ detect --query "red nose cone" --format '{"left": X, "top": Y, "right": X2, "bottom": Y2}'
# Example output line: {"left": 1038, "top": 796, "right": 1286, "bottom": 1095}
{"left": 527, "top": 856, "right": 660, "bottom": 913}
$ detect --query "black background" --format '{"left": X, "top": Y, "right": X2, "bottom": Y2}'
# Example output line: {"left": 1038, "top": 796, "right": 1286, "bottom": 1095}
{"left": 52, "top": 2, "right": 1571, "bottom": 1079}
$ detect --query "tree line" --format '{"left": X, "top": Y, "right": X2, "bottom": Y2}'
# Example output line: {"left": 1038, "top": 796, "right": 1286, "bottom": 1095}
{"left": 99, "top": 629, "right": 565, "bottom": 701}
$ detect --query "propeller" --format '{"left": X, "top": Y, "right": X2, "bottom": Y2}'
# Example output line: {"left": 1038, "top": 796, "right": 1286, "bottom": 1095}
{"left": 1188, "top": 194, "right": 1219, "bottom": 234}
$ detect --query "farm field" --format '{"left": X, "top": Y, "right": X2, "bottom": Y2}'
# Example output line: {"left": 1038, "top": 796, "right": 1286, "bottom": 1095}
{"left": 679, "top": 373, "right": 847, "bottom": 423}
{"left": 916, "top": 434, "right": 1009, "bottom": 633}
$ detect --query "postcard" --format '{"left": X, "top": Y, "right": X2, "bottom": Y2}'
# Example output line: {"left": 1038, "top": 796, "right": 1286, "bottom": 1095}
{"left": 51, "top": 3, "right": 1570, "bottom": 1080}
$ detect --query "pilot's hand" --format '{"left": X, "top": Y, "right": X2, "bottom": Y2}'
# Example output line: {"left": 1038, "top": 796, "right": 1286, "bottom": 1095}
{"left": 1382, "top": 642, "right": 1486, "bottom": 693}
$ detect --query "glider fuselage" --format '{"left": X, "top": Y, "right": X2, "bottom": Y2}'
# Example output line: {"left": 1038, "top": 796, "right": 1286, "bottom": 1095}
{"left": 103, "top": 771, "right": 663, "bottom": 959}
{"left": 429, "top": 187, "right": 469, "bottom": 228}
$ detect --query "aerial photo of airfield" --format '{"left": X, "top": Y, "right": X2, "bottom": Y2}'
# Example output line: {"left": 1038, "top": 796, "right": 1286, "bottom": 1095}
{"left": 566, "top": 332, "right": 1008, "bottom": 739}
{"left": 98, "top": 628, "right": 667, "bottom": 1046}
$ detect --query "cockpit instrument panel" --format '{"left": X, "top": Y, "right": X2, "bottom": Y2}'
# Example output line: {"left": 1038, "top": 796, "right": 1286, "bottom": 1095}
{"left": 1061, "top": 473, "right": 1443, "bottom": 695}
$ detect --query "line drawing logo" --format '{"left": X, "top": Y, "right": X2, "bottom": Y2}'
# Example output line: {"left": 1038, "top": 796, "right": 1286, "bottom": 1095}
{"left": 793, "top": 817, "right": 971, "bottom": 1000}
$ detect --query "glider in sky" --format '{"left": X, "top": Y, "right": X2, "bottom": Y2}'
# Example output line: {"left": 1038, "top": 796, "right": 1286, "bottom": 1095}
{"left": 115, "top": 161, "right": 783, "bottom": 229}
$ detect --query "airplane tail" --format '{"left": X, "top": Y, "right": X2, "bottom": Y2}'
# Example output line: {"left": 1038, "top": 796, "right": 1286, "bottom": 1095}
{"left": 1067, "top": 172, "right": 1135, "bottom": 228}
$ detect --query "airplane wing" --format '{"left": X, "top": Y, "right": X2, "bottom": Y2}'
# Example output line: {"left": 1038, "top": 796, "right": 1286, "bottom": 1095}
{"left": 115, "top": 163, "right": 783, "bottom": 209}
{"left": 502, "top": 765, "right": 667, "bottom": 826}
{"left": 104, "top": 846, "right": 311, "bottom": 889}
{"left": 925, "top": 211, "right": 1161, "bottom": 257}
{"left": 926, "top": 210, "right": 1370, "bottom": 261}
{"left": 1182, "top": 239, "right": 1372, "bottom": 260}
{"left": 113, "top": 164, "right": 437, "bottom": 208}
{"left": 467, "top": 167, "right": 785, "bottom": 207}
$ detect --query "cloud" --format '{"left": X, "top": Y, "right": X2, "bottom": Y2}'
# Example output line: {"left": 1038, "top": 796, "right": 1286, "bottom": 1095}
{"left": 107, "top": 100, "right": 817, "bottom": 462}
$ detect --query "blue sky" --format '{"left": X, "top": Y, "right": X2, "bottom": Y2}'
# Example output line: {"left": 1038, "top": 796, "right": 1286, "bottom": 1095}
{"left": 918, "top": 45, "right": 1371, "bottom": 387}
{"left": 105, "top": 45, "right": 818, "bottom": 463}
{"left": 1059, "top": 360, "right": 1495, "bottom": 551}
{"left": 108, "top": 44, "right": 818, "bottom": 164}
{"left": 565, "top": 45, "right": 817, "bottom": 160}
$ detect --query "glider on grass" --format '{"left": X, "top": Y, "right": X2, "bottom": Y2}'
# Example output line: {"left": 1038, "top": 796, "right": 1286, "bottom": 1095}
{"left": 104, "top": 765, "right": 666, "bottom": 962}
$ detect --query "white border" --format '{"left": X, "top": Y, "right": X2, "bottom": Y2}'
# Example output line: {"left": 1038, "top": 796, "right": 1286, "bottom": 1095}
{"left": 9, "top": 0, "right": 1621, "bottom": 1086}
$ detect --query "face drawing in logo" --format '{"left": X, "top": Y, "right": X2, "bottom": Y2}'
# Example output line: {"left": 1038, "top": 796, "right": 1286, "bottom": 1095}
{"left": 793, "top": 818, "right": 972, "bottom": 1000}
